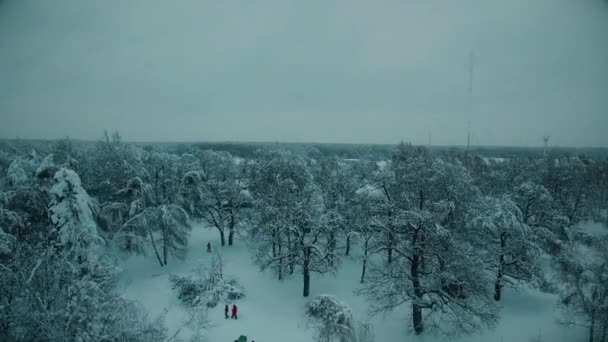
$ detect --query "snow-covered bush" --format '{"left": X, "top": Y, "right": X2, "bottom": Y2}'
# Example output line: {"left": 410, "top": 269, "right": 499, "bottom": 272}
{"left": 305, "top": 295, "right": 356, "bottom": 342}
{"left": 170, "top": 274, "right": 204, "bottom": 307}
{"left": 205, "top": 278, "right": 245, "bottom": 308}
{"left": 171, "top": 253, "right": 245, "bottom": 308}
{"left": 0, "top": 227, "right": 15, "bottom": 257}
{"left": 356, "top": 322, "right": 375, "bottom": 342}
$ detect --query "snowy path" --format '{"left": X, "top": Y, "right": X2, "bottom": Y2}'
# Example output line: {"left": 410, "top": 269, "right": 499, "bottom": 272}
{"left": 120, "top": 223, "right": 585, "bottom": 342}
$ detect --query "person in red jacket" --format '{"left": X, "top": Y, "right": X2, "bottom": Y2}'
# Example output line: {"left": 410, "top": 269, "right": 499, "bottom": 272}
{"left": 231, "top": 304, "right": 238, "bottom": 320}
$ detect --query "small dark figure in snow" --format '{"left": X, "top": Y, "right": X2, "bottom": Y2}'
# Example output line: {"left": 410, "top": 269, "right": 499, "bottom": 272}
{"left": 207, "top": 242, "right": 211, "bottom": 253}
{"left": 224, "top": 304, "right": 229, "bottom": 319}
{"left": 231, "top": 304, "right": 238, "bottom": 319}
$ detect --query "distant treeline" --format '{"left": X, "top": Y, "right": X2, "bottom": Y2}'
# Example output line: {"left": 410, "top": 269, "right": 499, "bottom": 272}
{"left": 1, "top": 138, "right": 607, "bottom": 160}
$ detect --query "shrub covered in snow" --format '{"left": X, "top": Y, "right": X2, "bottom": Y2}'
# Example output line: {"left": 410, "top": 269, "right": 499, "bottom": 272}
{"left": 170, "top": 253, "right": 245, "bottom": 308}
{"left": 305, "top": 295, "right": 356, "bottom": 342}
{"left": 170, "top": 274, "right": 204, "bottom": 307}
{"left": 0, "top": 227, "right": 15, "bottom": 257}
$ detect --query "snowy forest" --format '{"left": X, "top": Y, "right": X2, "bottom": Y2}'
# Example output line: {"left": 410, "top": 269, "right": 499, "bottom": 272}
{"left": 0, "top": 134, "right": 607, "bottom": 342}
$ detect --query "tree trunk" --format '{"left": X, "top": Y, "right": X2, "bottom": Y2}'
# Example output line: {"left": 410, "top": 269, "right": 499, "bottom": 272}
{"left": 600, "top": 315, "right": 606, "bottom": 342}
{"left": 387, "top": 208, "right": 393, "bottom": 264}
{"left": 288, "top": 232, "right": 295, "bottom": 275}
{"left": 589, "top": 311, "right": 595, "bottom": 342}
{"left": 228, "top": 212, "right": 235, "bottom": 246}
{"left": 272, "top": 228, "right": 277, "bottom": 257}
{"left": 412, "top": 303, "right": 423, "bottom": 336}
{"left": 149, "top": 230, "right": 164, "bottom": 267}
{"left": 495, "top": 233, "right": 506, "bottom": 301}
{"left": 328, "top": 231, "right": 335, "bottom": 266}
{"left": 600, "top": 316, "right": 606, "bottom": 342}
{"left": 154, "top": 168, "right": 159, "bottom": 203}
{"left": 228, "top": 229, "right": 234, "bottom": 246}
{"left": 361, "top": 237, "right": 369, "bottom": 283}
{"left": 494, "top": 267, "right": 503, "bottom": 301}
{"left": 303, "top": 247, "right": 311, "bottom": 297}
{"left": 162, "top": 224, "right": 168, "bottom": 266}
{"left": 126, "top": 236, "right": 132, "bottom": 251}
{"left": 218, "top": 227, "right": 226, "bottom": 246}
{"left": 345, "top": 234, "right": 351, "bottom": 256}
{"left": 278, "top": 233, "right": 283, "bottom": 280}
{"left": 387, "top": 231, "right": 394, "bottom": 264}
{"left": 411, "top": 227, "right": 423, "bottom": 335}
{"left": 162, "top": 237, "right": 168, "bottom": 266}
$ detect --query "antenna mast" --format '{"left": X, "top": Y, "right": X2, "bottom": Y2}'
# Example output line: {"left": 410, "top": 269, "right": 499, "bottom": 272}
{"left": 467, "top": 121, "right": 471, "bottom": 150}
{"left": 467, "top": 51, "right": 475, "bottom": 150}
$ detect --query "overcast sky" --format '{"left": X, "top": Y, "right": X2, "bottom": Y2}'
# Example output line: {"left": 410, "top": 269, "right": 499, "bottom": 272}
{"left": 0, "top": 0, "right": 607, "bottom": 147}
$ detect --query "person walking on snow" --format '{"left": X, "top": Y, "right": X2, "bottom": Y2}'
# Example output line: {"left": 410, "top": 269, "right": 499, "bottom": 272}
{"left": 207, "top": 242, "right": 211, "bottom": 253}
{"left": 224, "top": 304, "right": 229, "bottom": 319}
{"left": 231, "top": 304, "right": 238, "bottom": 319}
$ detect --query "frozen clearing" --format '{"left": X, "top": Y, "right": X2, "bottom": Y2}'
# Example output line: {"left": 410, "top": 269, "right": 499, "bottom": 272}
{"left": 120, "top": 223, "right": 585, "bottom": 342}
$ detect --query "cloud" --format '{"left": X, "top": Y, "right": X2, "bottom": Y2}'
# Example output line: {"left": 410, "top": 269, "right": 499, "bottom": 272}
{"left": 0, "top": 0, "right": 607, "bottom": 146}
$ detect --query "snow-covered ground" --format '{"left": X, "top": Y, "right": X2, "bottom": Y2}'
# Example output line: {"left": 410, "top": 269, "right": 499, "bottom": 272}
{"left": 573, "top": 221, "right": 608, "bottom": 237}
{"left": 120, "top": 223, "right": 585, "bottom": 342}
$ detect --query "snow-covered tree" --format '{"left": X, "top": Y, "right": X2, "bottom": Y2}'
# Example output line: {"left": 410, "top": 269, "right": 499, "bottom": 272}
{"left": 194, "top": 150, "right": 250, "bottom": 246}
{"left": 360, "top": 148, "right": 498, "bottom": 335}
{"left": 50, "top": 137, "right": 79, "bottom": 170}
{"left": 557, "top": 235, "right": 608, "bottom": 342}
{"left": 0, "top": 174, "right": 168, "bottom": 342}
{"left": 99, "top": 176, "right": 152, "bottom": 253}
{"left": 305, "top": 295, "right": 356, "bottom": 342}
{"left": 145, "top": 151, "right": 180, "bottom": 204}
{"left": 542, "top": 156, "right": 593, "bottom": 226}
{"left": 352, "top": 184, "right": 383, "bottom": 284}
{"left": 81, "top": 132, "right": 148, "bottom": 202}
{"left": 124, "top": 202, "right": 190, "bottom": 266}
{"left": 313, "top": 157, "right": 352, "bottom": 265}
{"left": 48, "top": 168, "right": 101, "bottom": 255}
{"left": 5, "top": 153, "right": 40, "bottom": 187}
{"left": 511, "top": 181, "right": 570, "bottom": 255}
{"left": 512, "top": 181, "right": 554, "bottom": 226}
{"left": 250, "top": 150, "right": 335, "bottom": 297}
{"left": 467, "top": 196, "right": 543, "bottom": 301}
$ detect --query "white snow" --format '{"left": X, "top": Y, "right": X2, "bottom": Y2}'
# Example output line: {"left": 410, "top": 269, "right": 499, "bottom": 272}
{"left": 376, "top": 160, "right": 388, "bottom": 170}
{"left": 120, "top": 223, "right": 584, "bottom": 342}
{"left": 355, "top": 184, "right": 385, "bottom": 201}
{"left": 573, "top": 221, "right": 608, "bottom": 237}
{"left": 482, "top": 157, "right": 508, "bottom": 164}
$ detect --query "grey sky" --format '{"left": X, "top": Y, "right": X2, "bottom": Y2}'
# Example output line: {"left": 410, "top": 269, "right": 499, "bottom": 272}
{"left": 1, "top": 0, "right": 607, "bottom": 147}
